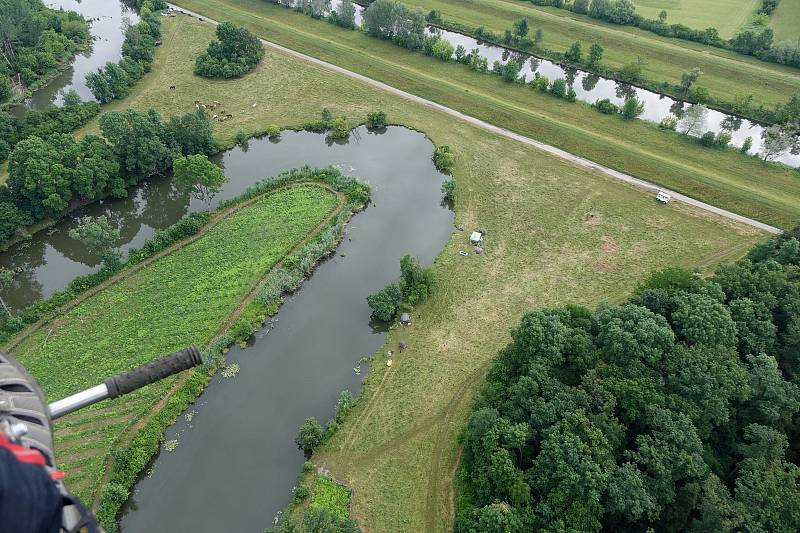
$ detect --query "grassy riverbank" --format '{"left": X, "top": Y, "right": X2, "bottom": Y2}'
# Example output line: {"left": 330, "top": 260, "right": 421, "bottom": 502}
{"left": 8, "top": 184, "right": 340, "bottom": 504}
{"left": 402, "top": 0, "right": 800, "bottom": 110}
{"left": 8, "top": 12, "right": 770, "bottom": 531}
{"left": 164, "top": 1, "right": 799, "bottom": 229}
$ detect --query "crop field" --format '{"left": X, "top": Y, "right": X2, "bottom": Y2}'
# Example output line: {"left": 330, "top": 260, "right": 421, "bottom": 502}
{"left": 399, "top": 0, "right": 800, "bottom": 109}
{"left": 633, "top": 0, "right": 759, "bottom": 38}
{"left": 7, "top": 185, "right": 340, "bottom": 503}
{"left": 770, "top": 0, "right": 800, "bottom": 40}
{"left": 105, "top": 14, "right": 777, "bottom": 533}
{"left": 139, "top": 8, "right": 800, "bottom": 229}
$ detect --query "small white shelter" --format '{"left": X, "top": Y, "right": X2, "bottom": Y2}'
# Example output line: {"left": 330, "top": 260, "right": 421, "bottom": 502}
{"left": 656, "top": 190, "right": 672, "bottom": 204}
{"left": 470, "top": 231, "right": 483, "bottom": 245}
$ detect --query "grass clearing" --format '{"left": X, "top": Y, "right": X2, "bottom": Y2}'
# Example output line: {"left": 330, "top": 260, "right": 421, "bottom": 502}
{"left": 153, "top": 6, "right": 800, "bottom": 228}
{"left": 770, "top": 0, "right": 800, "bottom": 40}
{"left": 400, "top": 0, "right": 800, "bottom": 108}
{"left": 9, "top": 184, "right": 340, "bottom": 502}
{"left": 633, "top": 0, "right": 759, "bottom": 38}
{"left": 7, "top": 12, "right": 771, "bottom": 532}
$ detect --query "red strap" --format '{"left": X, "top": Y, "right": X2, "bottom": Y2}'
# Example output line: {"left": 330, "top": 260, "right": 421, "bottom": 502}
{"left": 0, "top": 433, "right": 64, "bottom": 479}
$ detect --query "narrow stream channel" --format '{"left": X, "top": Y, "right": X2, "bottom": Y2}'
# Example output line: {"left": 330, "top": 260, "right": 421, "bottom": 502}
{"left": 10, "top": 0, "right": 138, "bottom": 118}
{"left": 328, "top": 0, "right": 798, "bottom": 167}
{"left": 118, "top": 126, "right": 454, "bottom": 532}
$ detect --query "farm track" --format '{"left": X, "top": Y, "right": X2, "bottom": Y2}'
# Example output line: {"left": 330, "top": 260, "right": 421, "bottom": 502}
{"left": 169, "top": 4, "right": 782, "bottom": 236}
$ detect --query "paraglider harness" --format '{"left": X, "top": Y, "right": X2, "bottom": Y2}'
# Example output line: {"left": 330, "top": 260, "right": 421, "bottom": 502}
{"left": 0, "top": 348, "right": 203, "bottom": 533}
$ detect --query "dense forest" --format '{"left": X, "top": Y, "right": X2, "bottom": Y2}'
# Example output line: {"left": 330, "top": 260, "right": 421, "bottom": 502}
{"left": 456, "top": 227, "right": 800, "bottom": 532}
{"left": 0, "top": 0, "right": 89, "bottom": 104}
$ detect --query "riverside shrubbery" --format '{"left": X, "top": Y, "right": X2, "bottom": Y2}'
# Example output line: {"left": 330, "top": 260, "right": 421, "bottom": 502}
{"left": 367, "top": 255, "right": 435, "bottom": 321}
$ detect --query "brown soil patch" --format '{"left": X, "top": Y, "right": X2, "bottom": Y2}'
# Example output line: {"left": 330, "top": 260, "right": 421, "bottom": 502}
{"left": 584, "top": 212, "right": 603, "bottom": 226}
{"left": 601, "top": 235, "right": 621, "bottom": 253}
{"left": 593, "top": 261, "right": 619, "bottom": 273}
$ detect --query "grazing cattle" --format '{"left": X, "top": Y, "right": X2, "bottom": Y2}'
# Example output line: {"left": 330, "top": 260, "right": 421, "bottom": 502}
{"left": 169, "top": 85, "right": 176, "bottom": 90}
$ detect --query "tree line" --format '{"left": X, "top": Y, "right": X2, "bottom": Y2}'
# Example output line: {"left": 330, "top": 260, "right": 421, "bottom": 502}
{"left": 524, "top": 0, "right": 799, "bottom": 70}
{"left": 0, "top": 108, "right": 217, "bottom": 245}
{"left": 85, "top": 0, "right": 165, "bottom": 104}
{"left": 0, "top": 0, "right": 89, "bottom": 104}
{"left": 456, "top": 227, "right": 800, "bottom": 532}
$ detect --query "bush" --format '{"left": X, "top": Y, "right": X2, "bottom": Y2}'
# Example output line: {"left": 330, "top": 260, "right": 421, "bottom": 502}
{"left": 566, "top": 88, "right": 577, "bottom": 102}
{"left": 700, "top": 131, "right": 717, "bottom": 147}
{"left": 594, "top": 98, "right": 619, "bottom": 115}
{"left": 621, "top": 97, "right": 644, "bottom": 119}
{"left": 433, "top": 145, "right": 455, "bottom": 172}
{"left": 328, "top": 116, "right": 350, "bottom": 140}
{"left": 659, "top": 115, "right": 678, "bottom": 130}
{"left": 741, "top": 136, "right": 753, "bottom": 153}
{"left": 366, "top": 111, "right": 387, "bottom": 129}
{"left": 432, "top": 39, "right": 455, "bottom": 61}
{"left": 532, "top": 74, "right": 549, "bottom": 92}
{"left": 367, "top": 282, "right": 402, "bottom": 321}
{"left": 441, "top": 179, "right": 455, "bottom": 203}
{"left": 549, "top": 78, "right": 567, "bottom": 98}
{"left": 265, "top": 124, "right": 281, "bottom": 139}
{"left": 194, "top": 22, "right": 264, "bottom": 79}
{"left": 295, "top": 417, "right": 325, "bottom": 454}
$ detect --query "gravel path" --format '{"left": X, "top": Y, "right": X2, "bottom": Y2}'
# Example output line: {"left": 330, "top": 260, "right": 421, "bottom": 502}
{"left": 169, "top": 5, "right": 782, "bottom": 235}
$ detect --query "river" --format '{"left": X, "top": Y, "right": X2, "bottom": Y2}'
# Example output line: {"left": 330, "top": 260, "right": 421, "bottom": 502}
{"left": 330, "top": 0, "right": 799, "bottom": 167}
{"left": 118, "top": 126, "right": 453, "bottom": 531}
{"left": 10, "top": 0, "right": 138, "bottom": 118}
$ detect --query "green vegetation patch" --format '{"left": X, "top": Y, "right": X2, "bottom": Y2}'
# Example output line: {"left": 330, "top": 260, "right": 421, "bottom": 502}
{"left": 770, "top": 0, "right": 800, "bottom": 40}
{"left": 10, "top": 184, "right": 339, "bottom": 503}
{"left": 310, "top": 476, "right": 352, "bottom": 520}
{"left": 633, "top": 0, "right": 759, "bottom": 38}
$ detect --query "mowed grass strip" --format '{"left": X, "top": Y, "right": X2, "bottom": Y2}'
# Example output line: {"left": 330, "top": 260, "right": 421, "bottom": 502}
{"left": 9, "top": 184, "right": 339, "bottom": 501}
{"left": 633, "top": 0, "right": 759, "bottom": 38}
{"left": 770, "top": 0, "right": 800, "bottom": 41}
{"left": 399, "top": 0, "right": 800, "bottom": 108}
{"left": 160, "top": 7, "right": 800, "bottom": 228}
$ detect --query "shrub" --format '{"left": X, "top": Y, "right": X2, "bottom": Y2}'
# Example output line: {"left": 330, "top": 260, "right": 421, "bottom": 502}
{"left": 621, "top": 96, "right": 644, "bottom": 119}
{"left": 293, "top": 486, "right": 310, "bottom": 502}
{"left": 441, "top": 179, "right": 456, "bottom": 203}
{"left": 366, "top": 111, "right": 387, "bottom": 129}
{"left": 699, "top": 131, "right": 717, "bottom": 147}
{"left": 566, "top": 87, "right": 577, "bottom": 102}
{"left": 433, "top": 145, "right": 455, "bottom": 172}
{"left": 594, "top": 98, "right": 619, "bottom": 114}
{"left": 549, "top": 78, "right": 567, "bottom": 98}
{"left": 295, "top": 417, "right": 325, "bottom": 454}
{"left": 741, "top": 136, "right": 753, "bottom": 153}
{"left": 659, "top": 115, "right": 678, "bottom": 130}
{"left": 328, "top": 116, "right": 350, "bottom": 140}
{"left": 532, "top": 74, "right": 550, "bottom": 92}
{"left": 367, "top": 282, "right": 402, "bottom": 321}
{"left": 432, "top": 39, "right": 455, "bottom": 61}
{"left": 715, "top": 131, "right": 732, "bottom": 148}
{"left": 265, "top": 125, "right": 281, "bottom": 139}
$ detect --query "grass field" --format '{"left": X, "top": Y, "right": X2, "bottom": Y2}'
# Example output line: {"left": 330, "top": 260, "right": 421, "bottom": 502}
{"left": 130, "top": 4, "right": 800, "bottom": 231}
{"left": 402, "top": 0, "right": 800, "bottom": 109}
{"left": 633, "top": 0, "right": 759, "bottom": 38}
{"left": 770, "top": 0, "right": 800, "bottom": 41}
{"left": 6, "top": 13, "right": 771, "bottom": 531}
{"left": 8, "top": 185, "right": 340, "bottom": 502}
{"left": 98, "top": 13, "right": 775, "bottom": 532}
